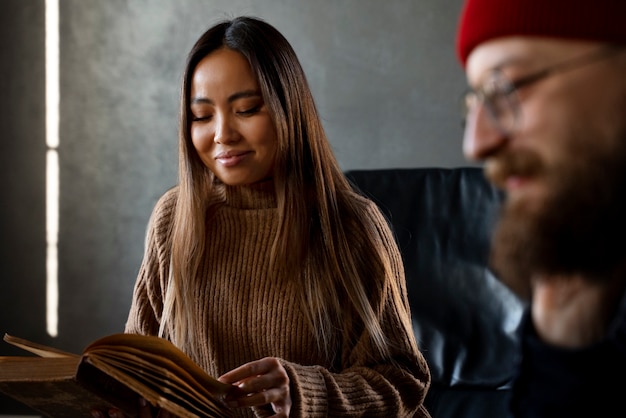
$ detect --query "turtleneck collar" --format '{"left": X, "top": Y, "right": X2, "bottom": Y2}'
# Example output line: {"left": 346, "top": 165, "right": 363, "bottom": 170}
{"left": 213, "top": 179, "right": 277, "bottom": 209}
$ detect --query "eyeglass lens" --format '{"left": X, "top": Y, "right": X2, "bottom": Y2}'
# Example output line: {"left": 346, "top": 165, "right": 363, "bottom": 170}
{"left": 462, "top": 71, "right": 521, "bottom": 136}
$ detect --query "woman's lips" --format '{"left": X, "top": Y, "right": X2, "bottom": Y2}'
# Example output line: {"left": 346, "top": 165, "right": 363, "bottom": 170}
{"left": 215, "top": 151, "right": 250, "bottom": 167}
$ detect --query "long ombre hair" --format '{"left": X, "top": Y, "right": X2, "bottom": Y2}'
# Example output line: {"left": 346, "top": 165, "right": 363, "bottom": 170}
{"left": 160, "top": 16, "right": 416, "bottom": 362}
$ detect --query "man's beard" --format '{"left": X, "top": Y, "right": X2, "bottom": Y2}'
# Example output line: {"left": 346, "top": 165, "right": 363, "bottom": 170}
{"left": 487, "top": 124, "right": 626, "bottom": 299}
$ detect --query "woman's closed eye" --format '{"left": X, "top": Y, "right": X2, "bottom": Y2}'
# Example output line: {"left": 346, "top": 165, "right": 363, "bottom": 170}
{"left": 190, "top": 98, "right": 263, "bottom": 122}
{"left": 237, "top": 104, "right": 262, "bottom": 116}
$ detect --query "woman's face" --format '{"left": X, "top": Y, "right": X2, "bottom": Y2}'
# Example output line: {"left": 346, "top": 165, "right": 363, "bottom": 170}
{"left": 189, "top": 48, "right": 278, "bottom": 186}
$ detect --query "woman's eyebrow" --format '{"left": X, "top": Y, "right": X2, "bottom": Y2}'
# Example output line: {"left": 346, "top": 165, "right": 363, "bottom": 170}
{"left": 191, "top": 90, "right": 261, "bottom": 106}
{"left": 227, "top": 89, "right": 262, "bottom": 102}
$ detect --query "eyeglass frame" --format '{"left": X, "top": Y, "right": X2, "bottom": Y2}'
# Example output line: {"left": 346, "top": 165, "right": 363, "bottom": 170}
{"left": 461, "top": 45, "right": 625, "bottom": 136}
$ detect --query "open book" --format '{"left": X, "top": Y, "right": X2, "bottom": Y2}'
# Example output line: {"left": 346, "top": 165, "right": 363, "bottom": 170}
{"left": 0, "top": 333, "right": 234, "bottom": 418}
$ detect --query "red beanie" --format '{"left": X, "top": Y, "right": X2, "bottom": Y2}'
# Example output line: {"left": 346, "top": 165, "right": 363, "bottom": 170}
{"left": 456, "top": 0, "right": 626, "bottom": 66}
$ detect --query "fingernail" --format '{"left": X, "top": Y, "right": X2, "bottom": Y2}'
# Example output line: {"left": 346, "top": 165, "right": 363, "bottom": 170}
{"left": 91, "top": 410, "right": 104, "bottom": 418}
{"left": 139, "top": 397, "right": 148, "bottom": 407}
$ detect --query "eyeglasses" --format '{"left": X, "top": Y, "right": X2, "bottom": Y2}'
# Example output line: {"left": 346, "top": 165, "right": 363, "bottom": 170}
{"left": 461, "top": 46, "right": 624, "bottom": 136}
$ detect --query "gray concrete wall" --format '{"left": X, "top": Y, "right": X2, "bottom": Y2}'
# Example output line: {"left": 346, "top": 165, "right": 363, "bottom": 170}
{"left": 0, "top": 0, "right": 468, "bottom": 413}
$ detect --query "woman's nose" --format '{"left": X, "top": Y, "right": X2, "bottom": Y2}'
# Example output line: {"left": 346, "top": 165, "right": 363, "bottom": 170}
{"left": 214, "top": 114, "right": 238, "bottom": 144}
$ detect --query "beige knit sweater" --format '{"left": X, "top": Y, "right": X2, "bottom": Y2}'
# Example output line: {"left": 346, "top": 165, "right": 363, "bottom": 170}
{"left": 125, "top": 181, "right": 431, "bottom": 418}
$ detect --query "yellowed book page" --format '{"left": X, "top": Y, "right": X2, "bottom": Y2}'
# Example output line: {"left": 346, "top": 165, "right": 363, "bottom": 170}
{"left": 87, "top": 350, "right": 209, "bottom": 407}
{"left": 0, "top": 356, "right": 79, "bottom": 380}
{"left": 84, "top": 334, "right": 231, "bottom": 395}
{"left": 3, "top": 334, "right": 78, "bottom": 359}
{"left": 82, "top": 356, "right": 230, "bottom": 418}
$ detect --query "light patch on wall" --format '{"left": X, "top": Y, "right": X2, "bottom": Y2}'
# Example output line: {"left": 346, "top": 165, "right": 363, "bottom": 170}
{"left": 46, "top": 0, "right": 59, "bottom": 337}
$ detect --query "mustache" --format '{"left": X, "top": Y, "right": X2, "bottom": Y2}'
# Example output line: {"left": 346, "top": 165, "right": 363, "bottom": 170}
{"left": 484, "top": 150, "right": 545, "bottom": 189}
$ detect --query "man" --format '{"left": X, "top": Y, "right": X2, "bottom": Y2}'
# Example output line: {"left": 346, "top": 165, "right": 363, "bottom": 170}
{"left": 455, "top": 0, "right": 626, "bottom": 416}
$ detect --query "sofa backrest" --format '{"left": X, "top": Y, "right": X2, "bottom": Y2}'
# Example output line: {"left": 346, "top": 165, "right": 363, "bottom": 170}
{"left": 345, "top": 167, "right": 525, "bottom": 418}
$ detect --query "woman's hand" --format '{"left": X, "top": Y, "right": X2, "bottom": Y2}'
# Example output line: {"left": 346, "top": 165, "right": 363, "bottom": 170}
{"left": 218, "top": 357, "right": 291, "bottom": 417}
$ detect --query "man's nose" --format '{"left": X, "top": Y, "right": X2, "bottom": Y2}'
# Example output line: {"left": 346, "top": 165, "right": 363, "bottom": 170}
{"left": 462, "top": 103, "right": 507, "bottom": 161}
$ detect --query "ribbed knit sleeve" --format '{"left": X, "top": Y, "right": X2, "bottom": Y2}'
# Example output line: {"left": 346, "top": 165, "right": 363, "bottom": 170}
{"left": 124, "top": 187, "right": 177, "bottom": 336}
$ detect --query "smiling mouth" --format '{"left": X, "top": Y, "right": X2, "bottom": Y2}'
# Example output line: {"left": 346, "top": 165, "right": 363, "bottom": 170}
{"left": 215, "top": 151, "right": 250, "bottom": 167}
{"left": 504, "top": 175, "right": 530, "bottom": 190}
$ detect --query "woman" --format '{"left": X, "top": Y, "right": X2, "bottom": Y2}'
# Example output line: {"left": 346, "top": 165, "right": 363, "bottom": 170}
{"left": 125, "top": 16, "right": 430, "bottom": 418}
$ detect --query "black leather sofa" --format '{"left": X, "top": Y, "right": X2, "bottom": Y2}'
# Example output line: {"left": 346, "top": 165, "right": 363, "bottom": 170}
{"left": 346, "top": 167, "right": 526, "bottom": 418}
